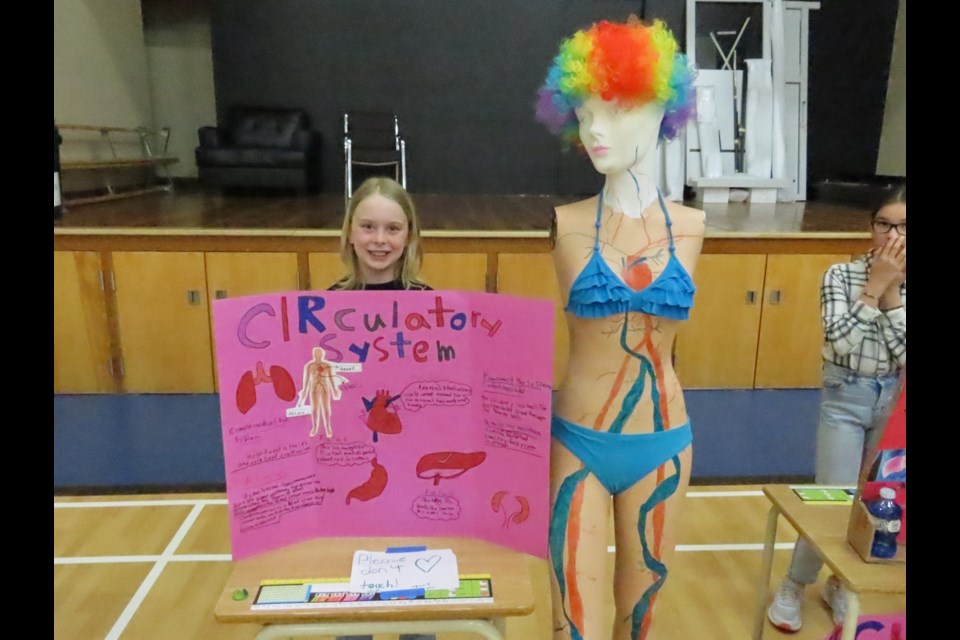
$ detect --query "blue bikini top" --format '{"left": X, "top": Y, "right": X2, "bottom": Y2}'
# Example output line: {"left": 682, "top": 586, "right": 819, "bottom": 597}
{"left": 565, "top": 189, "right": 696, "bottom": 321}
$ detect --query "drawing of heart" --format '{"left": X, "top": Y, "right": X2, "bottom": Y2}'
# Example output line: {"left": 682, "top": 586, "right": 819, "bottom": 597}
{"left": 415, "top": 555, "right": 442, "bottom": 573}
{"left": 621, "top": 254, "right": 653, "bottom": 291}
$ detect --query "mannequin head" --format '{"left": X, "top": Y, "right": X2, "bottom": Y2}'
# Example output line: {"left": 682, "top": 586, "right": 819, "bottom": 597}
{"left": 576, "top": 98, "right": 665, "bottom": 175}
{"left": 536, "top": 17, "right": 696, "bottom": 149}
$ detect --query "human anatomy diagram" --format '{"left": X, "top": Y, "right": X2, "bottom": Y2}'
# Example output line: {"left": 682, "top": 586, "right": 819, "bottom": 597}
{"left": 295, "top": 347, "right": 348, "bottom": 438}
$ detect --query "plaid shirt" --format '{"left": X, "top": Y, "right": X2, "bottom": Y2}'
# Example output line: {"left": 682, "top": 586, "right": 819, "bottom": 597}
{"left": 820, "top": 252, "right": 906, "bottom": 376}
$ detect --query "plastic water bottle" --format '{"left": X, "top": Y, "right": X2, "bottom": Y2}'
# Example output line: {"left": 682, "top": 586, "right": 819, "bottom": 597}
{"left": 866, "top": 487, "right": 901, "bottom": 559}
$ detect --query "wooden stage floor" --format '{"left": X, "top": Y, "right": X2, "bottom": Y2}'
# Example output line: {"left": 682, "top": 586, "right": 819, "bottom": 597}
{"left": 54, "top": 186, "right": 875, "bottom": 235}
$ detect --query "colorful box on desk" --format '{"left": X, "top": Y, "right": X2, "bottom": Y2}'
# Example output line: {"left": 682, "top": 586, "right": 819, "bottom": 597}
{"left": 847, "top": 381, "right": 906, "bottom": 563}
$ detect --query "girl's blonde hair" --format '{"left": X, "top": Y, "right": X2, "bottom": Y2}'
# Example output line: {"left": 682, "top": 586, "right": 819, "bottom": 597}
{"left": 334, "top": 176, "right": 425, "bottom": 290}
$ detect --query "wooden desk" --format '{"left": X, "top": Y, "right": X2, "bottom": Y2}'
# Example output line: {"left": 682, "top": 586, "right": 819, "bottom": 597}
{"left": 753, "top": 485, "right": 906, "bottom": 640}
{"left": 215, "top": 536, "right": 537, "bottom": 639}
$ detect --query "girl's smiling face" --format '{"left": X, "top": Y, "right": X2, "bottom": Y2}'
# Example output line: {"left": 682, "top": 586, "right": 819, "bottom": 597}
{"left": 349, "top": 193, "right": 410, "bottom": 284}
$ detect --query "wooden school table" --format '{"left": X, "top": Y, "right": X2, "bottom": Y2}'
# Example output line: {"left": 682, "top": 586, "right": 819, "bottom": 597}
{"left": 215, "top": 535, "right": 537, "bottom": 639}
{"left": 753, "top": 485, "right": 906, "bottom": 640}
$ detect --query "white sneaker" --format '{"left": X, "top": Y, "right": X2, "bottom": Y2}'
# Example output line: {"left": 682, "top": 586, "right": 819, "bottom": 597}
{"left": 821, "top": 575, "right": 849, "bottom": 627}
{"left": 767, "top": 577, "right": 804, "bottom": 632}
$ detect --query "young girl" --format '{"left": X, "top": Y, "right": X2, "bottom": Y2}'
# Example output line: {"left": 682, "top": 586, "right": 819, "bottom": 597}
{"left": 330, "top": 175, "right": 432, "bottom": 640}
{"left": 329, "top": 176, "right": 431, "bottom": 291}
{"left": 767, "top": 186, "right": 906, "bottom": 632}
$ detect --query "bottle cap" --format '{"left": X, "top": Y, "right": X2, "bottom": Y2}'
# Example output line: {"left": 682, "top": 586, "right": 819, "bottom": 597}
{"left": 879, "top": 487, "right": 896, "bottom": 500}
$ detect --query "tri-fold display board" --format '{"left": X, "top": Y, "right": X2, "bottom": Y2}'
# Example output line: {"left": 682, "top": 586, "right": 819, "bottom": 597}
{"left": 213, "top": 290, "right": 554, "bottom": 560}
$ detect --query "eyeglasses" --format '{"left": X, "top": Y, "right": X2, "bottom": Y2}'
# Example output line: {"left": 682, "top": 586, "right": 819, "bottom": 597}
{"left": 871, "top": 220, "right": 906, "bottom": 236}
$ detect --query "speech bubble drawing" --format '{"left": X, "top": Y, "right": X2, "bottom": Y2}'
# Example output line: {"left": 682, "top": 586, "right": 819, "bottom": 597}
{"left": 397, "top": 380, "right": 472, "bottom": 412}
{"left": 315, "top": 439, "right": 376, "bottom": 467}
{"left": 410, "top": 493, "right": 462, "bottom": 521}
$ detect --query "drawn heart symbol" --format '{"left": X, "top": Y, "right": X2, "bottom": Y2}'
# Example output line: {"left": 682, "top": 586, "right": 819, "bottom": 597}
{"left": 415, "top": 555, "right": 441, "bottom": 573}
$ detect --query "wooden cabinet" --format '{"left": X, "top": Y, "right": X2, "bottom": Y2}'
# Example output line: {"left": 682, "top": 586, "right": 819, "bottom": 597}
{"left": 53, "top": 251, "right": 115, "bottom": 393}
{"left": 421, "top": 254, "right": 487, "bottom": 291}
{"left": 205, "top": 252, "right": 301, "bottom": 390}
{"left": 497, "top": 254, "right": 569, "bottom": 389}
{"left": 112, "top": 251, "right": 214, "bottom": 393}
{"left": 676, "top": 253, "right": 849, "bottom": 389}
{"left": 675, "top": 254, "right": 767, "bottom": 389}
{"left": 754, "top": 253, "right": 848, "bottom": 388}
{"left": 308, "top": 253, "right": 343, "bottom": 290}
{"left": 54, "top": 231, "right": 865, "bottom": 394}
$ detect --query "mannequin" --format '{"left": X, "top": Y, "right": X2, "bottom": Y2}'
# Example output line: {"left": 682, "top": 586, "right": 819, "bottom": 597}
{"left": 536, "top": 17, "right": 702, "bottom": 640}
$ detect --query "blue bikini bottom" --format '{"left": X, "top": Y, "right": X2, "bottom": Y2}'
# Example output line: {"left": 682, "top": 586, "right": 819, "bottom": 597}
{"left": 551, "top": 416, "right": 692, "bottom": 495}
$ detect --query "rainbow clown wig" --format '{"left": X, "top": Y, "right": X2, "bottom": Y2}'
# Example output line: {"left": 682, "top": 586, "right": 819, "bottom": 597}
{"left": 536, "top": 17, "right": 696, "bottom": 146}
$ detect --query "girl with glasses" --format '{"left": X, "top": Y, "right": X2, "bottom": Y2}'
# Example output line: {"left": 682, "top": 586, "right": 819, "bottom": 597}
{"left": 768, "top": 186, "right": 906, "bottom": 632}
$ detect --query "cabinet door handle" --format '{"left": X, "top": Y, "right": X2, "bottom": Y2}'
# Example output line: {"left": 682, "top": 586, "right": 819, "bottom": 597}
{"left": 215, "top": 289, "right": 227, "bottom": 300}
{"left": 746, "top": 290, "right": 757, "bottom": 304}
{"left": 187, "top": 289, "right": 201, "bottom": 305}
{"left": 769, "top": 290, "right": 782, "bottom": 305}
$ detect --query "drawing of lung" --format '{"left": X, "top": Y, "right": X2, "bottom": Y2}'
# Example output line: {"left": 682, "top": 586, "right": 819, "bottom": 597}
{"left": 234, "top": 362, "right": 297, "bottom": 414}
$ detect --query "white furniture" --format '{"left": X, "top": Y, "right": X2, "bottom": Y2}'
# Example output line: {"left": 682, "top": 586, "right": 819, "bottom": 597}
{"left": 58, "top": 124, "right": 177, "bottom": 206}
{"left": 685, "top": 0, "right": 820, "bottom": 201}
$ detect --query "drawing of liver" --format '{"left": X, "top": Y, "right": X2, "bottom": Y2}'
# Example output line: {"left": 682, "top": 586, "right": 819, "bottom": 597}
{"left": 346, "top": 458, "right": 388, "bottom": 504}
{"left": 416, "top": 451, "right": 487, "bottom": 485}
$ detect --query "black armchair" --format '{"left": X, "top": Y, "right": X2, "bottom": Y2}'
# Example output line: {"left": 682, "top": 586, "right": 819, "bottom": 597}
{"left": 196, "top": 107, "right": 320, "bottom": 193}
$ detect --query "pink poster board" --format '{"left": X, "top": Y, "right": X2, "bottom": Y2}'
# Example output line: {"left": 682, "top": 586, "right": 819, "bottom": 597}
{"left": 213, "top": 290, "right": 554, "bottom": 560}
{"left": 822, "top": 613, "right": 905, "bottom": 640}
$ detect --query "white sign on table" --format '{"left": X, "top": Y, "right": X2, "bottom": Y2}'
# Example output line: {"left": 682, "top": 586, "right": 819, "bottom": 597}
{"left": 349, "top": 548, "right": 459, "bottom": 592}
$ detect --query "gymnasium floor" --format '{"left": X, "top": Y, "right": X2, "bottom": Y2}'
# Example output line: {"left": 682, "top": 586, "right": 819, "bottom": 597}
{"left": 53, "top": 486, "right": 906, "bottom": 639}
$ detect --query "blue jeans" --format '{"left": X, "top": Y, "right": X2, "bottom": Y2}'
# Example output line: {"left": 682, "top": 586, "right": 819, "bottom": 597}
{"left": 787, "top": 361, "right": 902, "bottom": 585}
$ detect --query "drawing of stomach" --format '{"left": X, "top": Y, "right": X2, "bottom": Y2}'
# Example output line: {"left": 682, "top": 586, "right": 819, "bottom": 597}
{"left": 346, "top": 457, "right": 388, "bottom": 504}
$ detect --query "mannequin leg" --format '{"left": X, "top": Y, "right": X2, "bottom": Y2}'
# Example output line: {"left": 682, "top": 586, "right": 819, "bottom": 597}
{"left": 549, "top": 442, "right": 612, "bottom": 640}
{"left": 612, "top": 445, "right": 691, "bottom": 640}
